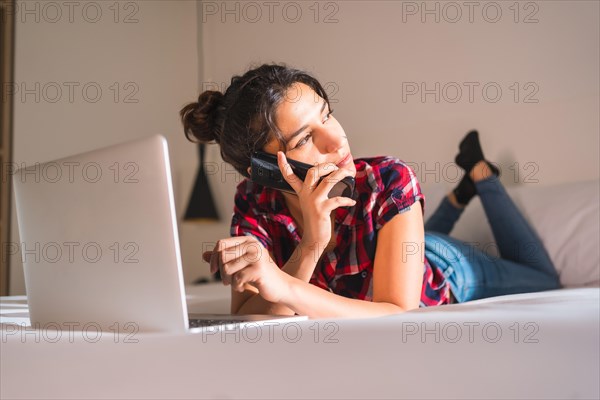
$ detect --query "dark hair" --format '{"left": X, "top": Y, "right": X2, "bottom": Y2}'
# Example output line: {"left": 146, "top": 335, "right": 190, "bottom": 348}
{"left": 180, "top": 63, "right": 330, "bottom": 177}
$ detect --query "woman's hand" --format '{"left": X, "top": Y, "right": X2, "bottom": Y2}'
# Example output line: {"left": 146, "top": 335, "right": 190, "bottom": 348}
{"left": 277, "top": 151, "right": 356, "bottom": 252}
{"left": 203, "top": 236, "right": 290, "bottom": 304}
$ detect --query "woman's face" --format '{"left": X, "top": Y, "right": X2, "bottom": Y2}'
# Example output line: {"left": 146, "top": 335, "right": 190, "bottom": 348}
{"left": 263, "top": 82, "right": 356, "bottom": 176}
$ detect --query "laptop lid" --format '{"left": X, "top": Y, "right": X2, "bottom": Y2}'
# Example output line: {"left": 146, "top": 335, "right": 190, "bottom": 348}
{"left": 13, "top": 135, "right": 190, "bottom": 333}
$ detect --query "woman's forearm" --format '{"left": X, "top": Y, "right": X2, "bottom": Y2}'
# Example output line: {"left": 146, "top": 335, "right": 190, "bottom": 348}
{"left": 281, "top": 275, "right": 407, "bottom": 319}
{"left": 235, "top": 246, "right": 408, "bottom": 318}
{"left": 235, "top": 293, "right": 294, "bottom": 315}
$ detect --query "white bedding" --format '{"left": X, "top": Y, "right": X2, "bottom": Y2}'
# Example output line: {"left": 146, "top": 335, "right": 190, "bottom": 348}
{"left": 1, "top": 287, "right": 598, "bottom": 399}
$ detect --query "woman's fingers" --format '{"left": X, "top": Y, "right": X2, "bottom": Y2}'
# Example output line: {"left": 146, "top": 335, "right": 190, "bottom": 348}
{"left": 220, "top": 252, "right": 262, "bottom": 285}
{"left": 278, "top": 151, "right": 341, "bottom": 195}
{"left": 313, "top": 166, "right": 355, "bottom": 199}
{"left": 202, "top": 236, "right": 284, "bottom": 303}
{"left": 277, "top": 151, "right": 303, "bottom": 193}
{"left": 231, "top": 268, "right": 256, "bottom": 292}
{"left": 304, "top": 162, "right": 339, "bottom": 191}
{"left": 205, "top": 237, "right": 266, "bottom": 285}
{"left": 323, "top": 195, "right": 357, "bottom": 213}
{"left": 216, "top": 236, "right": 261, "bottom": 262}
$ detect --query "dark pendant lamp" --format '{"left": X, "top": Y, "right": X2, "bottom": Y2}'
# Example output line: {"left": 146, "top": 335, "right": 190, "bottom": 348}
{"left": 184, "top": 143, "right": 220, "bottom": 222}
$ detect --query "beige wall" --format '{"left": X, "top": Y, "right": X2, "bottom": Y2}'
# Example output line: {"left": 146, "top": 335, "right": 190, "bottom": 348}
{"left": 9, "top": 1, "right": 201, "bottom": 294}
{"left": 199, "top": 0, "right": 599, "bottom": 216}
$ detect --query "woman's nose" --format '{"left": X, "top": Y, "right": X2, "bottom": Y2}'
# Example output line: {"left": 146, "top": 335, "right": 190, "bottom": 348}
{"left": 318, "top": 128, "right": 345, "bottom": 153}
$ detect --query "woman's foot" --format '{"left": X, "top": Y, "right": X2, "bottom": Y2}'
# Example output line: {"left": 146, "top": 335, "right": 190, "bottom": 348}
{"left": 450, "top": 173, "right": 476, "bottom": 207}
{"left": 455, "top": 130, "right": 500, "bottom": 177}
{"left": 449, "top": 130, "right": 499, "bottom": 207}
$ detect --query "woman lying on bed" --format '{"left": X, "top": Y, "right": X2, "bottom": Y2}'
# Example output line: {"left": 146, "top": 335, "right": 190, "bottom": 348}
{"left": 180, "top": 63, "right": 561, "bottom": 318}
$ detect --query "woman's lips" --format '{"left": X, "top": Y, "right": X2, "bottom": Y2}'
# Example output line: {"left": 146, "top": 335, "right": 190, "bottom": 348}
{"left": 337, "top": 153, "right": 352, "bottom": 167}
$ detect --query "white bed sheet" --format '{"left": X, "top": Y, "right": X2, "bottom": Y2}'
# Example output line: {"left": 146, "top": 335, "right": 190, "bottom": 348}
{"left": 1, "top": 287, "right": 598, "bottom": 399}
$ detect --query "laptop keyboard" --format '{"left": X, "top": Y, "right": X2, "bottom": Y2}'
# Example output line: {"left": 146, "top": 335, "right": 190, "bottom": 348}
{"left": 188, "top": 318, "right": 247, "bottom": 328}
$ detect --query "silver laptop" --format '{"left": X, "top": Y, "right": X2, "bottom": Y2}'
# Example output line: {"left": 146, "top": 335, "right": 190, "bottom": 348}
{"left": 12, "top": 135, "right": 306, "bottom": 333}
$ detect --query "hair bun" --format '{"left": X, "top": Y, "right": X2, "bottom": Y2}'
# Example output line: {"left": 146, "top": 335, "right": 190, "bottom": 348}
{"left": 180, "top": 90, "right": 225, "bottom": 144}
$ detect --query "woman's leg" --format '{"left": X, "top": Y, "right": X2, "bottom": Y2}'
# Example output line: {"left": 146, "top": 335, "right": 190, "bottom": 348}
{"left": 427, "top": 130, "right": 560, "bottom": 302}
{"left": 424, "top": 196, "right": 464, "bottom": 234}
{"left": 424, "top": 170, "right": 476, "bottom": 234}
{"left": 474, "top": 174, "right": 559, "bottom": 281}
{"left": 454, "top": 131, "right": 559, "bottom": 282}
{"left": 425, "top": 232, "right": 561, "bottom": 303}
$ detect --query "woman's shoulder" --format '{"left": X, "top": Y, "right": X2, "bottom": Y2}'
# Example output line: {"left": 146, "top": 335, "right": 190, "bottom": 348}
{"left": 354, "top": 156, "right": 424, "bottom": 215}
{"left": 354, "top": 156, "right": 418, "bottom": 184}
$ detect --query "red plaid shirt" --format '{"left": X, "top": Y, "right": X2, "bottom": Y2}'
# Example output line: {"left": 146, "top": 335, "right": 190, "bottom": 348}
{"left": 230, "top": 156, "right": 450, "bottom": 307}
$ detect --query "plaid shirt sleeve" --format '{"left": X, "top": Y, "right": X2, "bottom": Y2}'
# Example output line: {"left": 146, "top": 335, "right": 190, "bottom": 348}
{"left": 230, "top": 180, "right": 273, "bottom": 252}
{"left": 374, "top": 157, "right": 425, "bottom": 230}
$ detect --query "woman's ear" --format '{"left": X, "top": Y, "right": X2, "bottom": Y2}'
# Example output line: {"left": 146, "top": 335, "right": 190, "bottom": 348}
{"left": 247, "top": 167, "right": 252, "bottom": 176}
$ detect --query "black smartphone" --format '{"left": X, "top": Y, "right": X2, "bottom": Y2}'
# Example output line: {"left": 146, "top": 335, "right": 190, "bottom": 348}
{"left": 250, "top": 151, "right": 355, "bottom": 199}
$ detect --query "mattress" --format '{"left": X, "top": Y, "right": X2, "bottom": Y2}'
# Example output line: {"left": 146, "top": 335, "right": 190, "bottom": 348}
{"left": 1, "top": 287, "right": 598, "bottom": 399}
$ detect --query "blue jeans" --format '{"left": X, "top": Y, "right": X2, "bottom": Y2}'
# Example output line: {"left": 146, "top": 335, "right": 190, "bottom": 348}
{"left": 424, "top": 176, "right": 561, "bottom": 303}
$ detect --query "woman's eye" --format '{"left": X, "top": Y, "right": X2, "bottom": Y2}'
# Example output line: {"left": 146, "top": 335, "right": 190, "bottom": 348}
{"left": 295, "top": 134, "right": 311, "bottom": 148}
{"left": 323, "top": 110, "right": 334, "bottom": 123}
